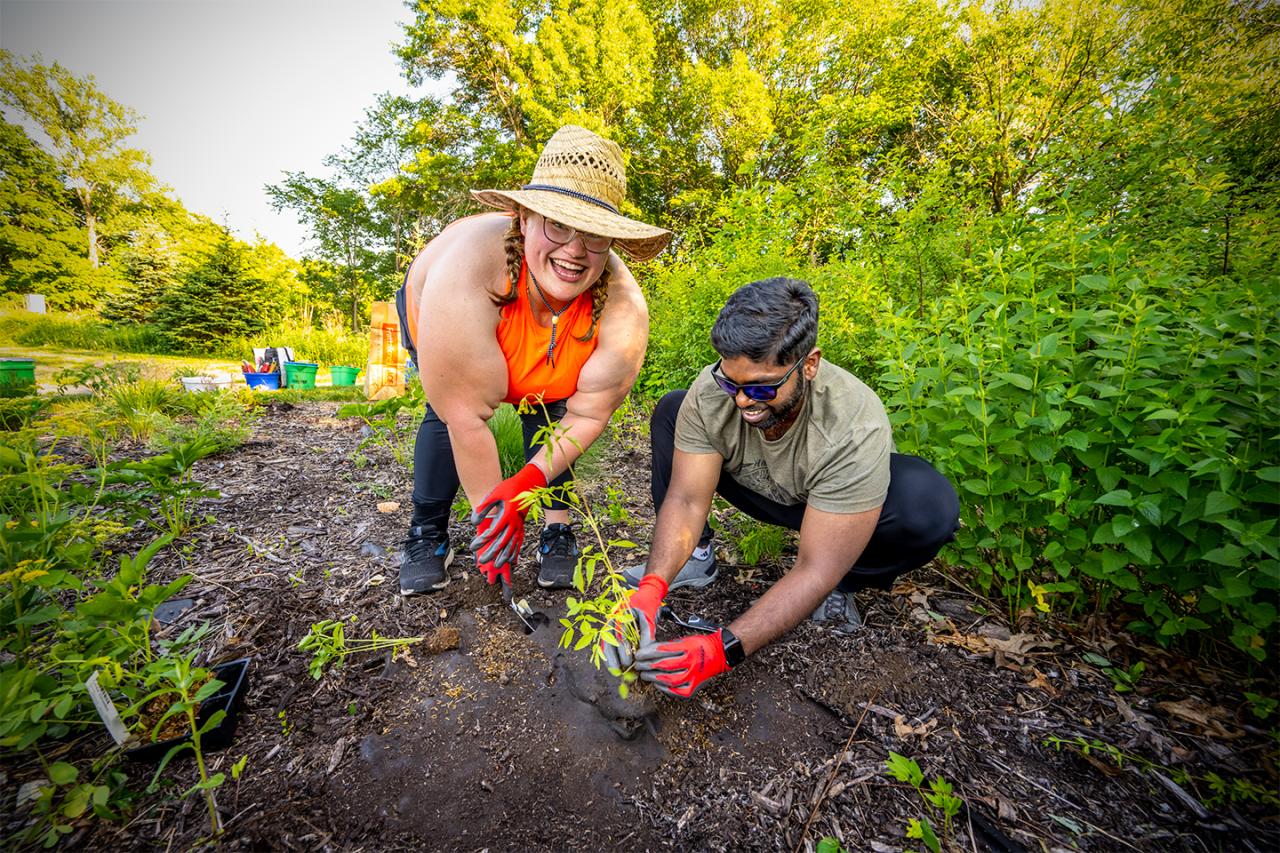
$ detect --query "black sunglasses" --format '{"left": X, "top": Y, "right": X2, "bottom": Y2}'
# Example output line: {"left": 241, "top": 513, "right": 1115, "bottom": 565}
{"left": 711, "top": 356, "right": 806, "bottom": 402}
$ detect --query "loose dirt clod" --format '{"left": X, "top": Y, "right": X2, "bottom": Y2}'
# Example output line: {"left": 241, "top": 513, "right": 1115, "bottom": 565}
{"left": 423, "top": 626, "right": 461, "bottom": 655}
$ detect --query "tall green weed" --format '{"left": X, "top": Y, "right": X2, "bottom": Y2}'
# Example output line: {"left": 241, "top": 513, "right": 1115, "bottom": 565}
{"left": 0, "top": 311, "right": 167, "bottom": 353}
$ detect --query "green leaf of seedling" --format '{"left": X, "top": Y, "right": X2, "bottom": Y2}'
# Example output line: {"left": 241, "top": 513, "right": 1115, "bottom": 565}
{"left": 193, "top": 676, "right": 226, "bottom": 704}
{"left": 196, "top": 709, "right": 227, "bottom": 737}
{"left": 886, "top": 751, "right": 924, "bottom": 787}
{"left": 907, "top": 817, "right": 941, "bottom": 853}
{"left": 148, "top": 741, "right": 195, "bottom": 792}
{"left": 1048, "top": 813, "right": 1083, "bottom": 834}
{"left": 61, "top": 784, "right": 91, "bottom": 818}
{"left": 182, "top": 772, "right": 226, "bottom": 797}
{"left": 1095, "top": 490, "right": 1133, "bottom": 507}
{"left": 996, "top": 372, "right": 1034, "bottom": 390}
{"left": 816, "top": 838, "right": 846, "bottom": 853}
{"left": 48, "top": 762, "right": 78, "bottom": 785}
{"left": 1204, "top": 491, "right": 1240, "bottom": 516}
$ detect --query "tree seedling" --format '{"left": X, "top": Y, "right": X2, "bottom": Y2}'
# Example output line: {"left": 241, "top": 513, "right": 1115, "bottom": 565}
{"left": 885, "top": 752, "right": 963, "bottom": 853}
{"left": 297, "top": 618, "right": 423, "bottom": 679}
{"left": 1081, "top": 652, "right": 1145, "bottom": 693}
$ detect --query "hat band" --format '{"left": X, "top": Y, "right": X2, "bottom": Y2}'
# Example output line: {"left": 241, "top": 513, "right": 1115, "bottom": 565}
{"left": 521, "top": 184, "right": 620, "bottom": 215}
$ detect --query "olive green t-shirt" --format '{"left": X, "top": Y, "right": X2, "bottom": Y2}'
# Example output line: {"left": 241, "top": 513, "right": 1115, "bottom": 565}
{"left": 674, "top": 359, "right": 893, "bottom": 513}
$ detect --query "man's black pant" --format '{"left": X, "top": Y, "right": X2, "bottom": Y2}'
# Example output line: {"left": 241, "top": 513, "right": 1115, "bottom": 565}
{"left": 651, "top": 390, "right": 960, "bottom": 592}
{"left": 410, "top": 399, "right": 573, "bottom": 537}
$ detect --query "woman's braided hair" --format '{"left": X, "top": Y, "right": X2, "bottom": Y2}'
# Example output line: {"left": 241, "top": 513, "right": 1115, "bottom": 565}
{"left": 496, "top": 211, "right": 610, "bottom": 342}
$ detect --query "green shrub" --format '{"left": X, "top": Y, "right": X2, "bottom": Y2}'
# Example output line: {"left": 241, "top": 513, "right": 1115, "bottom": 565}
{"left": 879, "top": 217, "right": 1279, "bottom": 659}
{"left": 217, "top": 317, "right": 368, "bottom": 368}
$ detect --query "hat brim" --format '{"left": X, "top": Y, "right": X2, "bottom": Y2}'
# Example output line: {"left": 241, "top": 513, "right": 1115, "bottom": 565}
{"left": 470, "top": 188, "right": 672, "bottom": 262}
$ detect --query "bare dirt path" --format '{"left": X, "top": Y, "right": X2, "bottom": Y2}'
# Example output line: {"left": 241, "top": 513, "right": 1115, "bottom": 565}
{"left": 80, "top": 401, "right": 1276, "bottom": 852}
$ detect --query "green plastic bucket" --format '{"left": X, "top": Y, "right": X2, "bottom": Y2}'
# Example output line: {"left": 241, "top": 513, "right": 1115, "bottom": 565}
{"left": 330, "top": 365, "right": 360, "bottom": 386}
{"left": 284, "top": 361, "right": 318, "bottom": 389}
{"left": 0, "top": 358, "right": 36, "bottom": 387}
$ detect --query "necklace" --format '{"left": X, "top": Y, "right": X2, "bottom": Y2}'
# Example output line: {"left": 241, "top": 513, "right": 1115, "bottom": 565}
{"left": 528, "top": 270, "right": 572, "bottom": 366}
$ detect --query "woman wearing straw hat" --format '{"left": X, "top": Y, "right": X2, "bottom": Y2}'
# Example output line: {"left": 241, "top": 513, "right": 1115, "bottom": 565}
{"left": 396, "top": 125, "right": 671, "bottom": 596}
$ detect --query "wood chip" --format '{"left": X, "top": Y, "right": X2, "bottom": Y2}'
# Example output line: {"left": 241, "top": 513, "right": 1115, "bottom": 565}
{"left": 1151, "top": 770, "right": 1210, "bottom": 819}
{"left": 327, "top": 736, "right": 348, "bottom": 774}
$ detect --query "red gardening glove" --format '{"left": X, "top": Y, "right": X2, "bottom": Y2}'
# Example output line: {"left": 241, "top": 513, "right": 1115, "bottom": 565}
{"left": 634, "top": 630, "right": 731, "bottom": 699}
{"left": 601, "top": 574, "right": 668, "bottom": 673}
{"left": 468, "top": 463, "right": 547, "bottom": 584}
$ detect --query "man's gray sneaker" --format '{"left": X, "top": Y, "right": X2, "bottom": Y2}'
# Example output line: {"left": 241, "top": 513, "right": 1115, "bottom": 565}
{"left": 400, "top": 526, "right": 453, "bottom": 595}
{"left": 537, "top": 523, "right": 581, "bottom": 589}
{"left": 811, "top": 588, "right": 862, "bottom": 633}
{"left": 622, "top": 547, "right": 718, "bottom": 590}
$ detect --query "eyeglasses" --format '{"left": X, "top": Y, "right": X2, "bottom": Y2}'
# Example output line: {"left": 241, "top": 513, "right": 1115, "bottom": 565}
{"left": 711, "top": 356, "right": 806, "bottom": 402}
{"left": 541, "top": 215, "right": 613, "bottom": 254}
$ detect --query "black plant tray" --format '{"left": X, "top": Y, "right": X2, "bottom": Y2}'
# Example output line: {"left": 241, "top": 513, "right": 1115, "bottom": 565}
{"left": 124, "top": 658, "right": 250, "bottom": 763}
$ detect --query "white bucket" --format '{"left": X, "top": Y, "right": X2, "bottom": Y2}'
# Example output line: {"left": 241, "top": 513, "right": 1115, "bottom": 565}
{"left": 180, "top": 376, "right": 218, "bottom": 393}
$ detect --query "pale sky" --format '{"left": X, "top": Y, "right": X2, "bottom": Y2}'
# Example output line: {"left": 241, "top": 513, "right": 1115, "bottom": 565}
{"left": 0, "top": 0, "right": 440, "bottom": 258}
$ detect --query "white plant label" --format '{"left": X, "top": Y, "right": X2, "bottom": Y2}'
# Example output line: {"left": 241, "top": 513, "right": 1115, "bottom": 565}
{"left": 87, "top": 670, "right": 128, "bottom": 745}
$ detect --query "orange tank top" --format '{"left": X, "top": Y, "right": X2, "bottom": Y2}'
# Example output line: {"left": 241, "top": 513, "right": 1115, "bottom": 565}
{"left": 402, "top": 216, "right": 598, "bottom": 405}
{"left": 497, "top": 261, "right": 598, "bottom": 404}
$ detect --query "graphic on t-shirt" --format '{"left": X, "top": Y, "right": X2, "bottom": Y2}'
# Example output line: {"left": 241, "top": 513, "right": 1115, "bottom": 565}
{"left": 730, "top": 459, "right": 796, "bottom": 505}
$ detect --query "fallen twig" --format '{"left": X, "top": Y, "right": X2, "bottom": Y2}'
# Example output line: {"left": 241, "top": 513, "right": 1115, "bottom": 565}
{"left": 793, "top": 687, "right": 880, "bottom": 853}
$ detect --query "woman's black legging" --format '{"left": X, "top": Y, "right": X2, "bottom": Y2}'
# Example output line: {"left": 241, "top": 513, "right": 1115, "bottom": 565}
{"left": 411, "top": 400, "right": 573, "bottom": 538}
{"left": 650, "top": 390, "right": 960, "bottom": 591}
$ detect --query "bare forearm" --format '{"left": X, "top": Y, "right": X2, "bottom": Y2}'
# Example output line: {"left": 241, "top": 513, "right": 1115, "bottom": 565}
{"left": 728, "top": 505, "right": 881, "bottom": 656}
{"left": 727, "top": 566, "right": 839, "bottom": 655}
{"left": 445, "top": 418, "right": 503, "bottom": 506}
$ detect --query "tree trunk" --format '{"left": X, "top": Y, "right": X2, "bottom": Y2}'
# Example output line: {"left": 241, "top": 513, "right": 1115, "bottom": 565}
{"left": 393, "top": 208, "right": 404, "bottom": 273}
{"left": 84, "top": 189, "right": 100, "bottom": 268}
{"left": 347, "top": 236, "right": 359, "bottom": 333}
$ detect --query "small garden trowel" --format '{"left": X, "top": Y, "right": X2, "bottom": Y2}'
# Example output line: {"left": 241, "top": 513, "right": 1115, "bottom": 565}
{"left": 659, "top": 604, "right": 718, "bottom": 633}
{"left": 501, "top": 577, "right": 548, "bottom": 634}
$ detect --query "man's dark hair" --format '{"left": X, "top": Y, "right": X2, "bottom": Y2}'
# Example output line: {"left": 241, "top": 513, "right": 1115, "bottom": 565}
{"left": 711, "top": 277, "right": 819, "bottom": 366}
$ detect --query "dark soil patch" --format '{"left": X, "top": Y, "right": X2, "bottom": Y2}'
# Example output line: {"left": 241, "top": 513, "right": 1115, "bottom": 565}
{"left": 38, "top": 401, "right": 1278, "bottom": 851}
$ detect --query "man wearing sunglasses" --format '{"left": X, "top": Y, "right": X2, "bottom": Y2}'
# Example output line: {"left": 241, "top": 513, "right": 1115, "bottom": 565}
{"left": 606, "top": 277, "right": 959, "bottom": 698}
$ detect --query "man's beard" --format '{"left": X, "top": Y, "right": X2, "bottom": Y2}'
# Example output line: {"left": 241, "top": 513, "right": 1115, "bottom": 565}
{"left": 745, "top": 374, "right": 806, "bottom": 434}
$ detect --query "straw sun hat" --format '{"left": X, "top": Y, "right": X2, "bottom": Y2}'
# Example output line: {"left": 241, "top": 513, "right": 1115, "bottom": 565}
{"left": 470, "top": 125, "right": 672, "bottom": 262}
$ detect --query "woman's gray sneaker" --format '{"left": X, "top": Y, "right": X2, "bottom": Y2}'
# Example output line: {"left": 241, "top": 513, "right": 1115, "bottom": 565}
{"left": 810, "top": 589, "right": 862, "bottom": 633}
{"left": 622, "top": 548, "right": 718, "bottom": 590}
{"left": 400, "top": 527, "right": 453, "bottom": 595}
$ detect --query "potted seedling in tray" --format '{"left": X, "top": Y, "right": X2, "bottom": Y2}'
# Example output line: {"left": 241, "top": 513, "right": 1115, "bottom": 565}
{"left": 123, "top": 656, "right": 250, "bottom": 763}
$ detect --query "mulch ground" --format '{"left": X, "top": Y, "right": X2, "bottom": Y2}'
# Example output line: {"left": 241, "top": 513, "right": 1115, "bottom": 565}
{"left": 27, "top": 401, "right": 1280, "bottom": 851}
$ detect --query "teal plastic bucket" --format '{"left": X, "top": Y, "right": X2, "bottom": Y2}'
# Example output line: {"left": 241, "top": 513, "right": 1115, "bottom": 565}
{"left": 0, "top": 358, "right": 36, "bottom": 387}
{"left": 284, "top": 361, "right": 318, "bottom": 389}
{"left": 330, "top": 365, "right": 360, "bottom": 386}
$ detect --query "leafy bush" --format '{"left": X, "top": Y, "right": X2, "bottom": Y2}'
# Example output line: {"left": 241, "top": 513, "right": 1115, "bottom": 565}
{"left": 640, "top": 184, "right": 890, "bottom": 400}
{"left": 879, "top": 217, "right": 1279, "bottom": 658}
